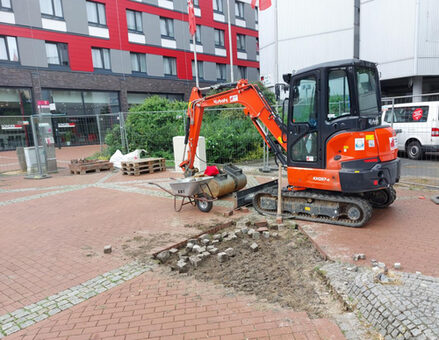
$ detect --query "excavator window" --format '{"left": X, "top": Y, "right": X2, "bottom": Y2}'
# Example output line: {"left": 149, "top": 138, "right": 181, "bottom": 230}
{"left": 357, "top": 67, "right": 379, "bottom": 116}
{"left": 291, "top": 75, "right": 319, "bottom": 162}
{"left": 292, "top": 132, "right": 318, "bottom": 162}
{"left": 292, "top": 76, "right": 317, "bottom": 124}
{"left": 328, "top": 68, "right": 351, "bottom": 120}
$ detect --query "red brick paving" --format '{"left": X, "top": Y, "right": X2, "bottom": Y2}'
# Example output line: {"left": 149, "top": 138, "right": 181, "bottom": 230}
{"left": 7, "top": 270, "right": 345, "bottom": 340}
{"left": 0, "top": 190, "right": 54, "bottom": 202}
{"left": 0, "top": 145, "right": 101, "bottom": 173}
{"left": 301, "top": 186, "right": 439, "bottom": 276}
{"left": 0, "top": 183, "right": 228, "bottom": 315}
{"left": 0, "top": 169, "right": 108, "bottom": 190}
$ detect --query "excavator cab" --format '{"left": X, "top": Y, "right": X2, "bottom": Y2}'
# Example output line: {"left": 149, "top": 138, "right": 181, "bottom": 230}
{"left": 284, "top": 59, "right": 382, "bottom": 170}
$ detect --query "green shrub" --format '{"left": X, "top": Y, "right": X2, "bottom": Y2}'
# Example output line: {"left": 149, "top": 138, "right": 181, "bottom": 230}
{"left": 105, "top": 82, "right": 276, "bottom": 164}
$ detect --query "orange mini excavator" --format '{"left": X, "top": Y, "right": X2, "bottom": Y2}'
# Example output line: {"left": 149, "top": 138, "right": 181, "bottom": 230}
{"left": 179, "top": 59, "right": 400, "bottom": 227}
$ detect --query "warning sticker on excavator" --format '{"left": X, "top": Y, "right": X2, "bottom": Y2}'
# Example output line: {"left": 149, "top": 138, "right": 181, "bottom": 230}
{"left": 305, "top": 207, "right": 311, "bottom": 211}
{"left": 355, "top": 138, "right": 365, "bottom": 151}
{"left": 230, "top": 95, "right": 238, "bottom": 103}
{"left": 366, "top": 135, "right": 374, "bottom": 140}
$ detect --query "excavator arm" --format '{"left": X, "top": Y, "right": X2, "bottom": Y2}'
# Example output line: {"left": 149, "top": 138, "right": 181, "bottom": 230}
{"left": 180, "top": 79, "right": 287, "bottom": 176}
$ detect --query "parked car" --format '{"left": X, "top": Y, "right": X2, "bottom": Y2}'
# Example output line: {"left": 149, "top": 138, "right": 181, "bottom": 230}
{"left": 382, "top": 102, "right": 439, "bottom": 159}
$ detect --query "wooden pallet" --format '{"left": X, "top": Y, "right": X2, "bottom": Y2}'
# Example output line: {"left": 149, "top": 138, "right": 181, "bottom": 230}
{"left": 69, "top": 159, "right": 114, "bottom": 175}
{"left": 121, "top": 157, "right": 166, "bottom": 176}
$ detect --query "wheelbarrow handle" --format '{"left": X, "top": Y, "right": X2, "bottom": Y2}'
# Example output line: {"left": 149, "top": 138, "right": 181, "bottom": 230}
{"left": 148, "top": 182, "right": 174, "bottom": 196}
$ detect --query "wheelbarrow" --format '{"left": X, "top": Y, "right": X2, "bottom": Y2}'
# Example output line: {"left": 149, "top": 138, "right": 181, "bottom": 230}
{"left": 148, "top": 176, "right": 215, "bottom": 212}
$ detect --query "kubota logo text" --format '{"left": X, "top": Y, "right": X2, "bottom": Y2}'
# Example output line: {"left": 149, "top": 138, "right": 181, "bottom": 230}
{"left": 213, "top": 98, "right": 228, "bottom": 104}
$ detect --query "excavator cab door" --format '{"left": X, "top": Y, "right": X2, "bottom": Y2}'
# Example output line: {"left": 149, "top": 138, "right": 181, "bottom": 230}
{"left": 287, "top": 70, "right": 323, "bottom": 169}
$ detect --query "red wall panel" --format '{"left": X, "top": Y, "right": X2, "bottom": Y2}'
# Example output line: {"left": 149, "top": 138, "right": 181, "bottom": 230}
{"left": 0, "top": 0, "right": 259, "bottom": 79}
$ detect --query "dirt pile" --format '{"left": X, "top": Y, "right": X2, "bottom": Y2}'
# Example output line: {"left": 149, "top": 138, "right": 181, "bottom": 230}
{"left": 162, "top": 224, "right": 336, "bottom": 318}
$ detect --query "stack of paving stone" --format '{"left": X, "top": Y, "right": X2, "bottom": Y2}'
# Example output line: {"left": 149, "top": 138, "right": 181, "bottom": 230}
{"left": 155, "top": 219, "right": 280, "bottom": 273}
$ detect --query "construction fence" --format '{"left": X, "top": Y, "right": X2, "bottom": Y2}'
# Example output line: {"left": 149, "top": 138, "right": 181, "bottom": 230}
{"left": 0, "top": 99, "right": 438, "bottom": 188}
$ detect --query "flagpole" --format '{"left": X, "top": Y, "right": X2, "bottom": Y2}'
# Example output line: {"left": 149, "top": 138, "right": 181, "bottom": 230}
{"left": 226, "top": 0, "right": 234, "bottom": 82}
{"left": 193, "top": 36, "right": 199, "bottom": 87}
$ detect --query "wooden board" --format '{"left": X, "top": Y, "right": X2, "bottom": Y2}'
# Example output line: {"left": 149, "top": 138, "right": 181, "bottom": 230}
{"left": 69, "top": 159, "right": 113, "bottom": 175}
{"left": 121, "top": 157, "right": 166, "bottom": 176}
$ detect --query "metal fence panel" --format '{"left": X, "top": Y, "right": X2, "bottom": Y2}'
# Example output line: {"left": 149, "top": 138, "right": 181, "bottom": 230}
{"left": 119, "top": 107, "right": 269, "bottom": 171}
{"left": 0, "top": 113, "right": 121, "bottom": 173}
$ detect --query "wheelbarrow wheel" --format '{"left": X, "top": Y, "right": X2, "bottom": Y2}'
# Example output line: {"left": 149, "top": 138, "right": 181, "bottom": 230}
{"left": 196, "top": 194, "right": 213, "bottom": 213}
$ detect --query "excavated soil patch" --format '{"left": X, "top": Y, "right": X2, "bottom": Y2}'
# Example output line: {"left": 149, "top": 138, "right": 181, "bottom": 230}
{"left": 164, "top": 226, "right": 341, "bottom": 318}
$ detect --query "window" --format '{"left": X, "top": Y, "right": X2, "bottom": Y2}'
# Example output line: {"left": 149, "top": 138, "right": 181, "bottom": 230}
{"left": 163, "top": 56, "right": 177, "bottom": 76}
{"left": 357, "top": 67, "right": 378, "bottom": 116}
{"left": 292, "top": 76, "right": 317, "bottom": 124}
{"left": 91, "top": 48, "right": 110, "bottom": 70}
{"left": 39, "top": 0, "right": 63, "bottom": 18}
{"left": 235, "top": 1, "right": 244, "bottom": 18}
{"left": 214, "top": 29, "right": 224, "bottom": 47}
{"left": 0, "top": 0, "right": 12, "bottom": 10}
{"left": 384, "top": 106, "right": 429, "bottom": 123}
{"left": 213, "top": 0, "right": 223, "bottom": 13}
{"left": 127, "top": 92, "right": 183, "bottom": 106}
{"left": 237, "top": 34, "right": 246, "bottom": 51}
{"left": 327, "top": 69, "right": 351, "bottom": 120}
{"left": 216, "top": 63, "right": 226, "bottom": 81}
{"left": 0, "top": 87, "right": 32, "bottom": 117}
{"left": 0, "top": 36, "right": 19, "bottom": 62}
{"left": 255, "top": 7, "right": 258, "bottom": 23}
{"left": 238, "top": 66, "right": 246, "bottom": 79}
{"left": 126, "top": 10, "right": 142, "bottom": 33}
{"left": 45, "top": 42, "right": 69, "bottom": 66}
{"left": 292, "top": 132, "right": 318, "bottom": 162}
{"left": 193, "top": 0, "right": 199, "bottom": 7}
{"left": 160, "top": 17, "right": 174, "bottom": 38}
{"left": 192, "top": 61, "right": 204, "bottom": 79}
{"left": 41, "top": 89, "right": 119, "bottom": 116}
{"left": 131, "top": 53, "right": 146, "bottom": 73}
{"left": 87, "top": 1, "right": 107, "bottom": 26}
{"left": 190, "top": 25, "right": 201, "bottom": 44}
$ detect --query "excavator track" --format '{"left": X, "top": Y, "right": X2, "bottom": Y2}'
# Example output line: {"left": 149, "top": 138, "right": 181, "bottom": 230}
{"left": 253, "top": 188, "right": 373, "bottom": 228}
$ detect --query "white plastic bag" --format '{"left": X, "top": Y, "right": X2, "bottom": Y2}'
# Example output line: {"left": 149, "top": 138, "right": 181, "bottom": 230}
{"left": 110, "top": 149, "right": 148, "bottom": 168}
{"left": 109, "top": 149, "right": 124, "bottom": 168}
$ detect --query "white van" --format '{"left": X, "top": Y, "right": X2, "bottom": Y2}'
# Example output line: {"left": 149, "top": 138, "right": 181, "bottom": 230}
{"left": 382, "top": 102, "right": 439, "bottom": 159}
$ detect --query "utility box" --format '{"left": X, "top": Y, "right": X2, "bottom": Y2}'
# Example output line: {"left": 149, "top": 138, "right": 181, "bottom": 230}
{"left": 173, "top": 136, "right": 206, "bottom": 173}
{"left": 16, "top": 147, "right": 27, "bottom": 172}
{"left": 24, "top": 146, "right": 47, "bottom": 175}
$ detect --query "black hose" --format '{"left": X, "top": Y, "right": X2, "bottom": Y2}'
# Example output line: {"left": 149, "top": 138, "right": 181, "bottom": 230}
{"left": 184, "top": 116, "right": 190, "bottom": 144}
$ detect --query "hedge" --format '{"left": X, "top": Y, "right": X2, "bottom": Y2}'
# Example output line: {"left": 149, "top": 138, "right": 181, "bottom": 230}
{"left": 104, "top": 82, "right": 276, "bottom": 164}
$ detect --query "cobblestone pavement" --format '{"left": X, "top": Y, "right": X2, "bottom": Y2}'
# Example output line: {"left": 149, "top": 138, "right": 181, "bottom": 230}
{"left": 322, "top": 262, "right": 439, "bottom": 339}
{"left": 2, "top": 164, "right": 436, "bottom": 339}
{"left": 6, "top": 266, "right": 344, "bottom": 340}
{"left": 301, "top": 185, "right": 439, "bottom": 277}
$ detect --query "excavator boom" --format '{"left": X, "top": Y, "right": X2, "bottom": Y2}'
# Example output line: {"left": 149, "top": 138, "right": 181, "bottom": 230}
{"left": 180, "top": 80, "right": 287, "bottom": 175}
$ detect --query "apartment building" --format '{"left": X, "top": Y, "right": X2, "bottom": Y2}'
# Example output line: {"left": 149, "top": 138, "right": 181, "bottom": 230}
{"left": 0, "top": 0, "right": 259, "bottom": 116}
